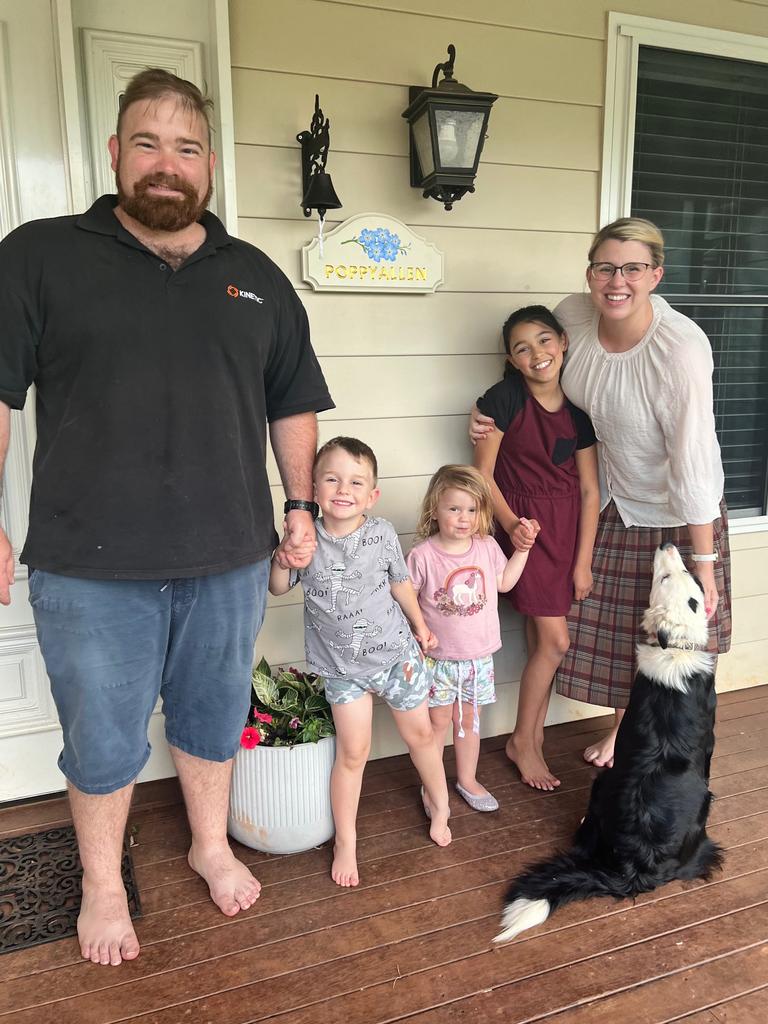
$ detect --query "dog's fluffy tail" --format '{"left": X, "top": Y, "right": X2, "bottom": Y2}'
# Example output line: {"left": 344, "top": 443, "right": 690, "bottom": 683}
{"left": 493, "top": 850, "right": 624, "bottom": 944}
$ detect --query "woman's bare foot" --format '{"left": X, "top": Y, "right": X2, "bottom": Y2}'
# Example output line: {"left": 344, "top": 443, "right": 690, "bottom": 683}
{"left": 331, "top": 839, "right": 359, "bottom": 886}
{"left": 78, "top": 881, "right": 140, "bottom": 966}
{"left": 583, "top": 728, "right": 618, "bottom": 768}
{"left": 506, "top": 734, "right": 560, "bottom": 791}
{"left": 188, "top": 841, "right": 261, "bottom": 916}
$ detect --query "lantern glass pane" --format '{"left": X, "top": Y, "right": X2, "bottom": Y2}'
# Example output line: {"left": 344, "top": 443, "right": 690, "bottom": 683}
{"left": 412, "top": 111, "right": 434, "bottom": 177}
{"left": 435, "top": 108, "right": 484, "bottom": 168}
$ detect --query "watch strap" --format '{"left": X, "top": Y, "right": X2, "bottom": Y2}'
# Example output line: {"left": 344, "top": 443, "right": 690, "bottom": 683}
{"left": 691, "top": 552, "right": 718, "bottom": 562}
{"left": 284, "top": 499, "right": 319, "bottom": 519}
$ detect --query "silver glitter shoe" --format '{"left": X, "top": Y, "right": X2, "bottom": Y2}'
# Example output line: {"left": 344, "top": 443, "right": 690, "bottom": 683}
{"left": 455, "top": 782, "right": 499, "bottom": 812}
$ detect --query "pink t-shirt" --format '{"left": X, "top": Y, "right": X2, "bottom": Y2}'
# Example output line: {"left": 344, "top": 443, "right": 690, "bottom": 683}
{"left": 407, "top": 535, "right": 508, "bottom": 660}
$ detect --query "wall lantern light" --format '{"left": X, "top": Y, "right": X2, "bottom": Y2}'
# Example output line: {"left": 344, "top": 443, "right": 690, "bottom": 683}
{"left": 296, "top": 94, "right": 342, "bottom": 221}
{"left": 402, "top": 44, "right": 497, "bottom": 211}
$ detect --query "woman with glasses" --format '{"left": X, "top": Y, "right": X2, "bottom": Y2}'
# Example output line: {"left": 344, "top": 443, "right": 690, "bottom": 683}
{"left": 471, "top": 217, "right": 731, "bottom": 769}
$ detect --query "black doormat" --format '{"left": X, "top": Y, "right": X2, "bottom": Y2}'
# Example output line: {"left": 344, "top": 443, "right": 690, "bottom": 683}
{"left": 0, "top": 825, "right": 141, "bottom": 955}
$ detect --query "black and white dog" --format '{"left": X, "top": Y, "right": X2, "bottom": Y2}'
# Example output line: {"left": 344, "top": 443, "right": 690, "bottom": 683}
{"left": 495, "top": 542, "right": 722, "bottom": 943}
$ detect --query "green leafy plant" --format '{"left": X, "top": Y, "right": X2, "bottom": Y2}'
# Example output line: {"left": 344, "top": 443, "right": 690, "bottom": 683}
{"left": 240, "top": 658, "right": 335, "bottom": 748}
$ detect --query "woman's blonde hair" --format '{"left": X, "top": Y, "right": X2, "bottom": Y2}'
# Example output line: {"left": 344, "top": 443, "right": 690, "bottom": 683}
{"left": 416, "top": 465, "right": 495, "bottom": 539}
{"left": 588, "top": 217, "right": 665, "bottom": 267}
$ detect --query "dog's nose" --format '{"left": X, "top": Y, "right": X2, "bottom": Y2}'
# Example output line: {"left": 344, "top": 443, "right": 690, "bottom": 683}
{"left": 659, "top": 541, "right": 675, "bottom": 551}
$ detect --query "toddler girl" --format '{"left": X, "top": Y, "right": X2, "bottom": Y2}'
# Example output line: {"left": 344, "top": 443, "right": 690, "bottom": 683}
{"left": 407, "top": 465, "right": 529, "bottom": 811}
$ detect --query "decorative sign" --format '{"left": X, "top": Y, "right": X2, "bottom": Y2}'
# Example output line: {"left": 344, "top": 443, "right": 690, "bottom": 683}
{"left": 302, "top": 213, "right": 444, "bottom": 293}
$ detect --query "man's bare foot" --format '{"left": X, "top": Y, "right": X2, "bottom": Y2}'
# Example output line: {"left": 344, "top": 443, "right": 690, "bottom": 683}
{"left": 331, "top": 839, "right": 359, "bottom": 886}
{"left": 188, "top": 841, "right": 261, "bottom": 916}
{"left": 583, "top": 728, "right": 618, "bottom": 768}
{"left": 506, "top": 734, "right": 560, "bottom": 791}
{"left": 78, "top": 882, "right": 140, "bottom": 966}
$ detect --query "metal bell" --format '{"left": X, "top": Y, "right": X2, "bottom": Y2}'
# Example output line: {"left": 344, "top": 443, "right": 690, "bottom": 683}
{"left": 301, "top": 171, "right": 342, "bottom": 219}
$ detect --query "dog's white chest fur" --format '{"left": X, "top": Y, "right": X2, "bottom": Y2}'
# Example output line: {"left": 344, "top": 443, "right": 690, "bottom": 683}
{"left": 636, "top": 645, "right": 714, "bottom": 692}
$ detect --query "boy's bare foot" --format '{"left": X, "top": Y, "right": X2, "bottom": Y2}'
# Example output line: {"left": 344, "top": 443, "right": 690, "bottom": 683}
{"left": 78, "top": 882, "right": 140, "bottom": 966}
{"left": 331, "top": 840, "right": 359, "bottom": 886}
{"left": 421, "top": 788, "right": 452, "bottom": 845}
{"left": 506, "top": 734, "right": 560, "bottom": 791}
{"left": 188, "top": 842, "right": 261, "bottom": 916}
{"left": 583, "top": 728, "right": 618, "bottom": 768}
{"left": 429, "top": 811, "right": 452, "bottom": 847}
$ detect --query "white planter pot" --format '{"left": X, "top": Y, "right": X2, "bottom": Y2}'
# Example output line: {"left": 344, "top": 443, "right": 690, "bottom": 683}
{"left": 228, "top": 736, "right": 336, "bottom": 855}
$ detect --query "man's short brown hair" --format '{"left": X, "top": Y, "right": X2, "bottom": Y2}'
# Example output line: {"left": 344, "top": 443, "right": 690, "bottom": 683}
{"left": 117, "top": 68, "right": 214, "bottom": 146}
{"left": 313, "top": 437, "right": 378, "bottom": 483}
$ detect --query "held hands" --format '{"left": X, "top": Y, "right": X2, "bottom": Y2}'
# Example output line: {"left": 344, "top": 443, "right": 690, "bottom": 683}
{"left": 412, "top": 626, "right": 439, "bottom": 656}
{"left": 509, "top": 516, "right": 540, "bottom": 553}
{"left": 274, "top": 510, "right": 317, "bottom": 570}
{"left": 469, "top": 406, "right": 496, "bottom": 445}
{"left": 0, "top": 527, "right": 14, "bottom": 605}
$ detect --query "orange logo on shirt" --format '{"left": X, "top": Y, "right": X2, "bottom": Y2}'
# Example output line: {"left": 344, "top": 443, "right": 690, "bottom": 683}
{"left": 226, "top": 284, "right": 264, "bottom": 303}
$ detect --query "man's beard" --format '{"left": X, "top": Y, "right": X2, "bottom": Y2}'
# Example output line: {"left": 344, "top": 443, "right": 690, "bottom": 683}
{"left": 116, "top": 169, "right": 213, "bottom": 232}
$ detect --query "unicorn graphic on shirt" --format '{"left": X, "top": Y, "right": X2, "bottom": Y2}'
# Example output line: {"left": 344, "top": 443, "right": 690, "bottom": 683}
{"left": 435, "top": 566, "right": 488, "bottom": 617}
{"left": 451, "top": 569, "right": 482, "bottom": 607}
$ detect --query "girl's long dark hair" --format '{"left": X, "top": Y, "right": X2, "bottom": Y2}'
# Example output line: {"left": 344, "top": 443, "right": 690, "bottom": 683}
{"left": 502, "top": 305, "right": 565, "bottom": 379}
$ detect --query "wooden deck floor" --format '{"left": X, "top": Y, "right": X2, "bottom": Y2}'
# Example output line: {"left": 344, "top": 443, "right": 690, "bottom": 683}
{"left": 2, "top": 685, "right": 768, "bottom": 1023}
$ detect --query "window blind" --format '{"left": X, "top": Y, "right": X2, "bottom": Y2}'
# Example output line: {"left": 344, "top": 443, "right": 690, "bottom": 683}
{"left": 631, "top": 46, "right": 768, "bottom": 515}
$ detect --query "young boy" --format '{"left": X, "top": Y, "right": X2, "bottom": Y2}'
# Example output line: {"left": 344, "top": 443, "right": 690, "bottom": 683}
{"left": 270, "top": 436, "right": 452, "bottom": 887}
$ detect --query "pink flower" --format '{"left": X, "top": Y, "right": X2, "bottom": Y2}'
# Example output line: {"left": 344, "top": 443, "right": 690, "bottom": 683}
{"left": 289, "top": 717, "right": 301, "bottom": 729}
{"left": 253, "top": 710, "right": 273, "bottom": 724}
{"left": 240, "top": 726, "right": 261, "bottom": 749}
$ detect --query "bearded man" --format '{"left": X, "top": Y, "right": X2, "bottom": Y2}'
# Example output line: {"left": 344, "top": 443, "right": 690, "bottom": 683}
{"left": 0, "top": 70, "right": 333, "bottom": 966}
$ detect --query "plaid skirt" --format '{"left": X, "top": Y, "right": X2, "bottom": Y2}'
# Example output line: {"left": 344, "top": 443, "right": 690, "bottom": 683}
{"left": 555, "top": 499, "right": 732, "bottom": 709}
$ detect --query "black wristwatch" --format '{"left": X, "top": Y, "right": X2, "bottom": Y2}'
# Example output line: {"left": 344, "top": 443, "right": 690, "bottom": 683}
{"left": 284, "top": 499, "right": 320, "bottom": 520}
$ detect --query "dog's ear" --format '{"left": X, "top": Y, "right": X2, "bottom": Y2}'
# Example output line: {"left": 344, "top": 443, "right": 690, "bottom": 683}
{"left": 657, "top": 628, "right": 669, "bottom": 649}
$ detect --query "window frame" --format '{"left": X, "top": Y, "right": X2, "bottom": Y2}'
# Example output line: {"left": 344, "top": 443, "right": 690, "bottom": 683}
{"left": 601, "top": 12, "right": 768, "bottom": 535}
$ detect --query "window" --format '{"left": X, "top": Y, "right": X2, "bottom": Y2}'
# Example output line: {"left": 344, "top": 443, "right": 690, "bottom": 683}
{"left": 601, "top": 15, "right": 768, "bottom": 523}
{"left": 631, "top": 46, "right": 768, "bottom": 516}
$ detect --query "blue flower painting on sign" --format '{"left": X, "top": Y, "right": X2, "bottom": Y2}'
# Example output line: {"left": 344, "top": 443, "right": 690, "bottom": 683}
{"left": 342, "top": 226, "right": 410, "bottom": 263}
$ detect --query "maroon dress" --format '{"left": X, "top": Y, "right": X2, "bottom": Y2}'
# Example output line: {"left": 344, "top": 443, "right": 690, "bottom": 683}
{"left": 477, "top": 375, "right": 596, "bottom": 616}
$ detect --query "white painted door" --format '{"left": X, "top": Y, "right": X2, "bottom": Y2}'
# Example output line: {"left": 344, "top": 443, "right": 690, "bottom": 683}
{"left": 0, "top": 0, "right": 233, "bottom": 800}
{"left": 0, "top": 0, "right": 77, "bottom": 801}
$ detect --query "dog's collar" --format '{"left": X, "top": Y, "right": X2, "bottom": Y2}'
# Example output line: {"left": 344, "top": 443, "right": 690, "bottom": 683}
{"left": 648, "top": 640, "right": 701, "bottom": 652}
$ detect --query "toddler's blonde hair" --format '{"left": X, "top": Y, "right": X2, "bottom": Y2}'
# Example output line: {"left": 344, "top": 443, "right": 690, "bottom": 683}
{"left": 416, "top": 465, "right": 495, "bottom": 540}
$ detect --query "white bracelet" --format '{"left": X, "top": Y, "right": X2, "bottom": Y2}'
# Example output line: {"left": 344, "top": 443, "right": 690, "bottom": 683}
{"left": 691, "top": 552, "right": 718, "bottom": 563}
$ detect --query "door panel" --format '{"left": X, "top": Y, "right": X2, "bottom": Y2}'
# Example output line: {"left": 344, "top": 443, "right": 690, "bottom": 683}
{"left": 0, "top": 0, "right": 73, "bottom": 801}
{"left": 0, "top": 0, "right": 218, "bottom": 800}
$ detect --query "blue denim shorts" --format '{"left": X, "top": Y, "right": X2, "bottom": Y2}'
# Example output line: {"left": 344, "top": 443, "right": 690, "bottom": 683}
{"left": 28, "top": 561, "right": 269, "bottom": 794}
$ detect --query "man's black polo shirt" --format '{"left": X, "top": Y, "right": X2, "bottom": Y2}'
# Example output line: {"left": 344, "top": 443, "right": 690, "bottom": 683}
{"left": 0, "top": 195, "right": 334, "bottom": 579}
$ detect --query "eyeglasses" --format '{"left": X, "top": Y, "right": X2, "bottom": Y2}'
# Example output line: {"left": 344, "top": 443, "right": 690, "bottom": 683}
{"left": 588, "top": 261, "right": 654, "bottom": 282}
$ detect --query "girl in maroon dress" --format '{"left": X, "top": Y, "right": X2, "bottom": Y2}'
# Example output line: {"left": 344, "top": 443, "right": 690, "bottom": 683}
{"left": 474, "top": 306, "right": 600, "bottom": 791}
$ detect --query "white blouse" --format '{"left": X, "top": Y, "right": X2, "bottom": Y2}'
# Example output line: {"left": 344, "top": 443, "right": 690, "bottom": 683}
{"left": 556, "top": 292, "right": 724, "bottom": 528}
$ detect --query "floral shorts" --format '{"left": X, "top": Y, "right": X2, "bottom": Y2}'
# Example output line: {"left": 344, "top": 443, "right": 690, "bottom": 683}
{"left": 323, "top": 643, "right": 430, "bottom": 711}
{"left": 426, "top": 655, "right": 496, "bottom": 736}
